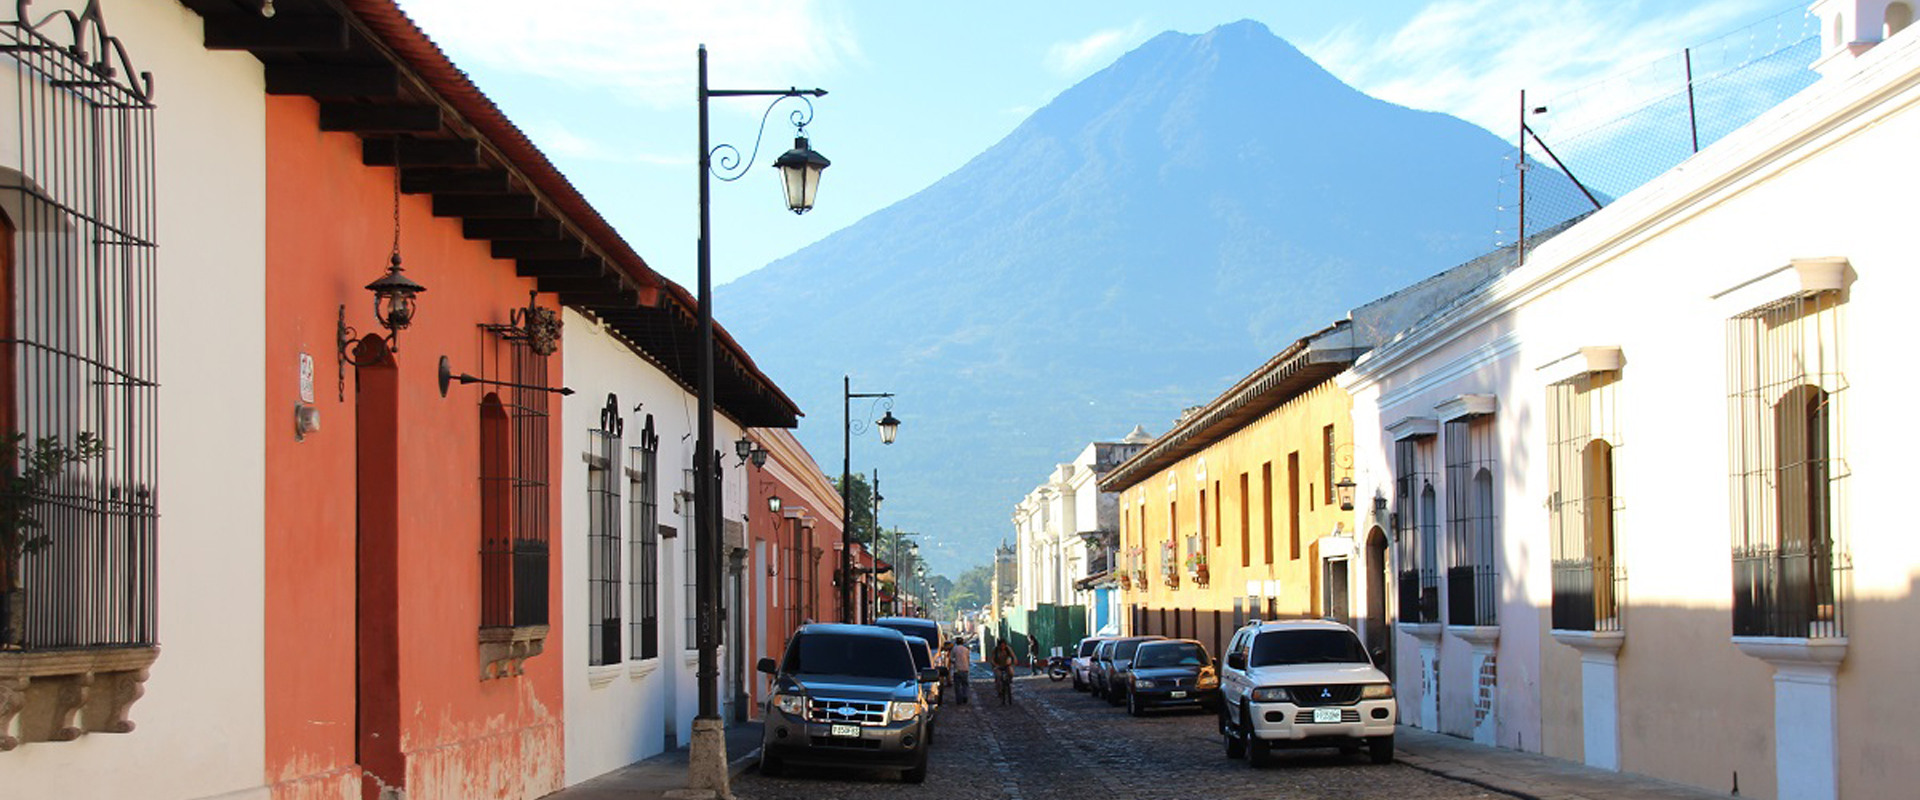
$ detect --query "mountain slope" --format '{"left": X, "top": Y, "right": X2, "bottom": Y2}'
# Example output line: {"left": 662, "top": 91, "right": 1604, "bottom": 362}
{"left": 717, "top": 20, "right": 1570, "bottom": 573}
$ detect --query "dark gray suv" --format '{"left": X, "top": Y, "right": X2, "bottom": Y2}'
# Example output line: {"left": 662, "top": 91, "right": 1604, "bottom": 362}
{"left": 758, "top": 624, "right": 939, "bottom": 783}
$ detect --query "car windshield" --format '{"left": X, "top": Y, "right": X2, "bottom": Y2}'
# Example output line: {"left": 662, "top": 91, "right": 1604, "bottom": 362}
{"left": 1114, "top": 638, "right": 1158, "bottom": 660}
{"left": 1095, "top": 642, "right": 1114, "bottom": 660}
{"left": 1135, "top": 642, "right": 1209, "bottom": 668}
{"left": 906, "top": 638, "right": 933, "bottom": 670}
{"left": 1077, "top": 639, "right": 1101, "bottom": 658}
{"left": 1250, "top": 629, "right": 1370, "bottom": 666}
{"left": 783, "top": 633, "right": 915, "bottom": 680}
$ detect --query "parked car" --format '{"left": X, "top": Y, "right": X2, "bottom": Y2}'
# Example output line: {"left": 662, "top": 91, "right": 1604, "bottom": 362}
{"left": 1099, "top": 635, "right": 1166, "bottom": 705}
{"left": 1088, "top": 639, "right": 1118, "bottom": 698}
{"left": 875, "top": 616, "right": 944, "bottom": 652}
{"left": 1122, "top": 639, "right": 1220, "bottom": 716}
{"left": 1217, "top": 620, "right": 1396, "bottom": 766}
{"left": 1070, "top": 636, "right": 1110, "bottom": 691}
{"left": 905, "top": 635, "right": 944, "bottom": 720}
{"left": 758, "top": 623, "right": 939, "bottom": 783}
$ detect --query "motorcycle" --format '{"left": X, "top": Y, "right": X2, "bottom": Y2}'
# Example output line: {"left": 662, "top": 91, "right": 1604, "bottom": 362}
{"left": 1046, "top": 654, "right": 1071, "bottom": 682}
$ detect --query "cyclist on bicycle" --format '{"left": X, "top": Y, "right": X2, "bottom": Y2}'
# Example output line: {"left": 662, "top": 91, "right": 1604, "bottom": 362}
{"left": 991, "top": 639, "right": 1018, "bottom": 705}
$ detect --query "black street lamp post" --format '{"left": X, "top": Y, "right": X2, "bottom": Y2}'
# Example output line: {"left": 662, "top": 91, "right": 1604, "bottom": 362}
{"left": 692, "top": 45, "right": 826, "bottom": 793}
{"left": 841, "top": 376, "right": 898, "bottom": 623}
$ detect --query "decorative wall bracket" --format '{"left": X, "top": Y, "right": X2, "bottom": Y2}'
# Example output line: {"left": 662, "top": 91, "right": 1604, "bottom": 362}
{"left": 0, "top": 646, "right": 157, "bottom": 751}
{"left": 478, "top": 625, "right": 547, "bottom": 681}
{"left": 437, "top": 356, "right": 574, "bottom": 398}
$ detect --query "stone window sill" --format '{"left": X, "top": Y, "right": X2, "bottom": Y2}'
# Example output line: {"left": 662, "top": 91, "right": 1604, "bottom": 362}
{"left": 479, "top": 625, "right": 548, "bottom": 681}
{"left": 1447, "top": 625, "right": 1501, "bottom": 647}
{"left": 0, "top": 646, "right": 159, "bottom": 751}
{"left": 1399, "top": 622, "right": 1443, "bottom": 643}
{"left": 629, "top": 658, "right": 661, "bottom": 681}
{"left": 586, "top": 664, "right": 623, "bottom": 690}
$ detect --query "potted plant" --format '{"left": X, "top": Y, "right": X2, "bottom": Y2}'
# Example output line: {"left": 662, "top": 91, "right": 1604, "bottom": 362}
{"left": 1, "top": 432, "right": 106, "bottom": 648}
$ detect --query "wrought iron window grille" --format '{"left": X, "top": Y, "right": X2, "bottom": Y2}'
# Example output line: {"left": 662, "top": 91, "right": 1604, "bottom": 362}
{"left": 1394, "top": 438, "right": 1440, "bottom": 624}
{"left": 1728, "top": 291, "right": 1849, "bottom": 639}
{"left": 476, "top": 324, "right": 553, "bottom": 635}
{"left": 628, "top": 412, "right": 660, "bottom": 661}
{"left": 587, "top": 394, "right": 623, "bottom": 667}
{"left": 1444, "top": 415, "right": 1500, "bottom": 628}
{"left": 1547, "top": 373, "right": 1628, "bottom": 633}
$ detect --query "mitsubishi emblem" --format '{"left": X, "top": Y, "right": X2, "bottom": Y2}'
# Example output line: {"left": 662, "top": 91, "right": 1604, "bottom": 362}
{"left": 1321, "top": 688, "right": 1332, "bottom": 699}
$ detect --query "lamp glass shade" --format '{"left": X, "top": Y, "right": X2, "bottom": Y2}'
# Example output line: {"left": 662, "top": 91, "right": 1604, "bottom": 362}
{"left": 367, "top": 255, "right": 426, "bottom": 333}
{"left": 873, "top": 492, "right": 884, "bottom": 514}
{"left": 774, "top": 136, "right": 830, "bottom": 214}
{"left": 735, "top": 438, "right": 754, "bottom": 461}
{"left": 750, "top": 446, "right": 769, "bottom": 469}
{"left": 1335, "top": 476, "right": 1357, "bottom": 511}
{"left": 876, "top": 411, "right": 900, "bottom": 445}
{"left": 767, "top": 495, "right": 782, "bottom": 514}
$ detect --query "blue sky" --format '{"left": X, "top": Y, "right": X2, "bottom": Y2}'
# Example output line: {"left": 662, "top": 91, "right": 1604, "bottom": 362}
{"left": 394, "top": 0, "right": 1805, "bottom": 289}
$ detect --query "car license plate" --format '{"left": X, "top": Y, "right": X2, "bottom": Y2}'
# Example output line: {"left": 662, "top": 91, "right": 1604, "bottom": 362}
{"left": 1312, "top": 708, "right": 1342, "bottom": 724}
{"left": 830, "top": 724, "right": 860, "bottom": 738}
{"left": 1170, "top": 691, "right": 1187, "bottom": 698}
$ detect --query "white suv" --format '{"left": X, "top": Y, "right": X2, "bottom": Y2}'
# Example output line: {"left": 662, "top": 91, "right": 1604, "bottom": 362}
{"left": 1217, "top": 620, "right": 1395, "bottom": 766}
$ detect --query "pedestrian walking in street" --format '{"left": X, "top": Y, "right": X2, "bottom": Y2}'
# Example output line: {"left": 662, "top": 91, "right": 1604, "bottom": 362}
{"left": 1027, "top": 636, "right": 1041, "bottom": 676}
{"left": 949, "top": 639, "right": 973, "bottom": 704}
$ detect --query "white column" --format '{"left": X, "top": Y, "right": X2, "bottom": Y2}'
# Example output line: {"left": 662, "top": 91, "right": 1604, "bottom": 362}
{"left": 1403, "top": 624, "right": 1443, "bottom": 731}
{"left": 1554, "top": 630, "right": 1625, "bottom": 769}
{"left": 1452, "top": 625, "right": 1501, "bottom": 746}
{"left": 1736, "top": 637, "right": 1846, "bottom": 800}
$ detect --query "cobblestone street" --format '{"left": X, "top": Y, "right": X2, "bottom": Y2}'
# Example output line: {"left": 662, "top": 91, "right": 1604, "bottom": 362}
{"left": 734, "top": 675, "right": 1500, "bottom": 799}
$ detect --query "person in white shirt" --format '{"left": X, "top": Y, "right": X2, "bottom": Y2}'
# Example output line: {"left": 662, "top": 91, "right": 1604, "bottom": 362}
{"left": 947, "top": 640, "right": 973, "bottom": 704}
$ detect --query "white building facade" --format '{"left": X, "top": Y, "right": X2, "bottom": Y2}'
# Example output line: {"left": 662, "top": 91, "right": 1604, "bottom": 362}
{"left": 558, "top": 309, "right": 761, "bottom": 784}
{"left": 1, "top": 2, "right": 269, "bottom": 797}
{"left": 1343, "top": 6, "right": 1920, "bottom": 797}
{"left": 1011, "top": 430, "right": 1151, "bottom": 645}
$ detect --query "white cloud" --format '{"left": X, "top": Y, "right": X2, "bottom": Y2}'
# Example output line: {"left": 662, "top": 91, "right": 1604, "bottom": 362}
{"left": 394, "top": 0, "right": 859, "bottom": 108}
{"left": 1300, "top": 0, "right": 1787, "bottom": 137}
{"left": 522, "top": 122, "right": 682, "bottom": 166}
{"left": 1044, "top": 22, "right": 1147, "bottom": 75}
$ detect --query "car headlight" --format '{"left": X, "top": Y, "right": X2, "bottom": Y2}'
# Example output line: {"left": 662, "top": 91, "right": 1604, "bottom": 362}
{"left": 890, "top": 701, "right": 921, "bottom": 721}
{"left": 1250, "top": 686, "right": 1291, "bottom": 703}
{"left": 773, "top": 693, "right": 805, "bottom": 716}
{"left": 1360, "top": 683, "right": 1395, "bottom": 699}
{"left": 1134, "top": 679, "right": 1156, "bottom": 688}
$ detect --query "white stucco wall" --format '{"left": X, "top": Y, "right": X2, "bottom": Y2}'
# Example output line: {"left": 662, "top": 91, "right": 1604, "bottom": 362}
{"left": 557, "top": 308, "right": 749, "bottom": 785}
{"left": 2, "top": 2, "right": 268, "bottom": 797}
{"left": 1344, "top": 24, "right": 1920, "bottom": 799}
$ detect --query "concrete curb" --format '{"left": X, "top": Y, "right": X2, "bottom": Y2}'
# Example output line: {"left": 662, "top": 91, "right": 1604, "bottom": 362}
{"left": 1395, "top": 753, "right": 1538, "bottom": 800}
{"left": 727, "top": 746, "right": 762, "bottom": 779}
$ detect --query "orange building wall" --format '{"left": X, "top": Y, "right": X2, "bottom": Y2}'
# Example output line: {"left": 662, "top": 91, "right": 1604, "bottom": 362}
{"left": 264, "top": 94, "right": 563, "bottom": 800}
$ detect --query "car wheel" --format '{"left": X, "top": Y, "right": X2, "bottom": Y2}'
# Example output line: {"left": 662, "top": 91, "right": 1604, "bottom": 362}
{"left": 902, "top": 748, "right": 929, "bottom": 784}
{"left": 1127, "top": 690, "right": 1144, "bottom": 717}
{"left": 1107, "top": 684, "right": 1123, "bottom": 706}
{"left": 1243, "top": 703, "right": 1271, "bottom": 767}
{"left": 758, "top": 750, "right": 784, "bottom": 777}
{"left": 1223, "top": 705, "right": 1245, "bottom": 759}
{"left": 1073, "top": 675, "right": 1084, "bottom": 691}
{"left": 1368, "top": 734, "right": 1394, "bottom": 765}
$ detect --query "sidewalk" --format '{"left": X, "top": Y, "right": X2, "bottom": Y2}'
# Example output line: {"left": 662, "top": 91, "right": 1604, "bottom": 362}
{"left": 540, "top": 721, "right": 764, "bottom": 800}
{"left": 1394, "top": 726, "right": 1731, "bottom": 800}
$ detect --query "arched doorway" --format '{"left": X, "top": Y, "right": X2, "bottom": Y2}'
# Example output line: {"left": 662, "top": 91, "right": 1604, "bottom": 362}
{"left": 352, "top": 334, "right": 403, "bottom": 800}
{"left": 1366, "top": 526, "right": 1391, "bottom": 673}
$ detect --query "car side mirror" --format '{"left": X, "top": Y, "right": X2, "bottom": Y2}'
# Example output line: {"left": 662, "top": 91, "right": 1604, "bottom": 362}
{"left": 757, "top": 657, "right": 778, "bottom": 675}
{"left": 1227, "top": 652, "right": 1246, "bottom": 670}
{"left": 919, "top": 668, "right": 940, "bottom": 683}
{"left": 1370, "top": 647, "right": 1388, "bottom": 666}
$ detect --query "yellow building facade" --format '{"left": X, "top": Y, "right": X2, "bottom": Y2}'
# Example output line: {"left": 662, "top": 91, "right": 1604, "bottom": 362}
{"left": 1103, "top": 325, "right": 1367, "bottom": 659}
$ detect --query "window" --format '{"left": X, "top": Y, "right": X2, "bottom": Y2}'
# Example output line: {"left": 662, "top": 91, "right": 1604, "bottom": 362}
{"left": 1890, "top": 2, "right": 1914, "bottom": 37}
{"left": 587, "top": 424, "right": 621, "bottom": 666}
{"left": 1261, "top": 463, "right": 1274, "bottom": 565}
{"left": 1198, "top": 488, "right": 1207, "bottom": 551}
{"left": 1239, "top": 473, "right": 1251, "bottom": 568}
{"left": 1445, "top": 415, "right": 1498, "bottom": 627}
{"left": 1395, "top": 437, "right": 1439, "bottom": 623}
{"left": 1213, "top": 480, "right": 1222, "bottom": 548}
{"left": 1729, "top": 291, "right": 1847, "bottom": 638}
{"left": 1, "top": 12, "right": 158, "bottom": 657}
{"left": 629, "top": 415, "right": 660, "bottom": 660}
{"left": 1548, "top": 372, "right": 1623, "bottom": 632}
{"left": 1323, "top": 425, "right": 1336, "bottom": 505}
{"left": 1287, "top": 452, "right": 1301, "bottom": 561}
{"left": 685, "top": 525, "right": 699, "bottom": 651}
{"left": 478, "top": 324, "right": 554, "bottom": 630}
